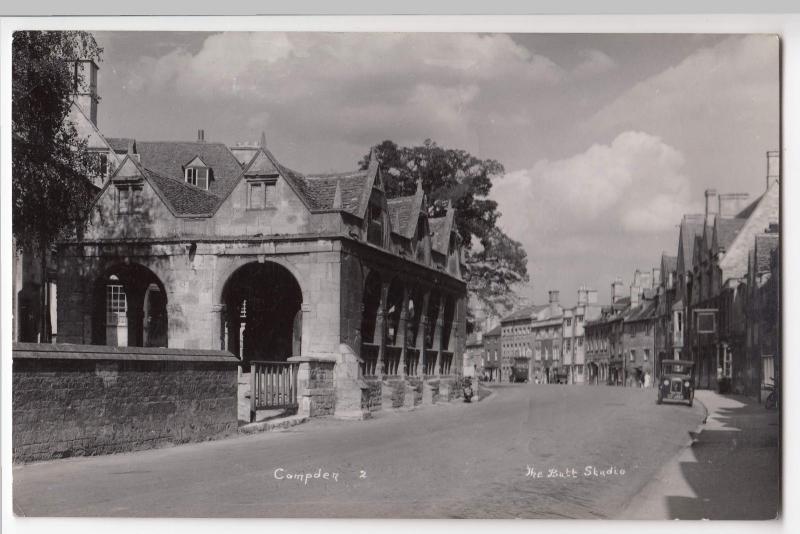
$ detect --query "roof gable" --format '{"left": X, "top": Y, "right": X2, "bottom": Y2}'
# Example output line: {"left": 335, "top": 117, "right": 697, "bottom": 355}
{"left": 184, "top": 155, "right": 209, "bottom": 169}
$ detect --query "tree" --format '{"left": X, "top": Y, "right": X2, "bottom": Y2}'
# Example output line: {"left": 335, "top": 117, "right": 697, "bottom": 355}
{"left": 360, "top": 139, "right": 529, "bottom": 325}
{"left": 12, "top": 31, "right": 103, "bottom": 342}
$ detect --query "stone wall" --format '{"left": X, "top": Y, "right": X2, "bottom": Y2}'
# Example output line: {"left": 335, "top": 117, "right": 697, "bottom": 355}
{"left": 12, "top": 343, "right": 239, "bottom": 463}
{"left": 362, "top": 379, "right": 382, "bottom": 412}
{"left": 294, "top": 357, "right": 336, "bottom": 417}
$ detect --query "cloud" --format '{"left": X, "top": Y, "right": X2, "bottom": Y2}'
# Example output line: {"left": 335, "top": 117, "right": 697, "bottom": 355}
{"left": 582, "top": 35, "right": 778, "bottom": 151}
{"left": 571, "top": 49, "right": 617, "bottom": 79}
{"left": 123, "top": 32, "right": 564, "bottom": 146}
{"left": 491, "top": 131, "right": 698, "bottom": 262}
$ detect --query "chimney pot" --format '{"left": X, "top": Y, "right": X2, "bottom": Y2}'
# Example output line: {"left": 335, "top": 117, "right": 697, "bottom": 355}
{"left": 767, "top": 150, "right": 780, "bottom": 190}
{"left": 198, "top": 129, "right": 205, "bottom": 142}
{"left": 704, "top": 189, "right": 718, "bottom": 219}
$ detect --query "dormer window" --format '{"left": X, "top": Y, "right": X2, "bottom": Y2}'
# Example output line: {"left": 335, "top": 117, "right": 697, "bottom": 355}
{"left": 365, "top": 200, "right": 385, "bottom": 247}
{"left": 185, "top": 167, "right": 209, "bottom": 189}
{"left": 184, "top": 156, "right": 211, "bottom": 190}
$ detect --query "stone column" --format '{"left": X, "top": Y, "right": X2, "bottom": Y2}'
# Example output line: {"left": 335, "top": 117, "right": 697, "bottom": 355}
{"left": 374, "top": 280, "right": 390, "bottom": 379}
{"left": 433, "top": 294, "right": 446, "bottom": 376}
{"left": 417, "top": 290, "right": 430, "bottom": 376}
{"left": 398, "top": 286, "right": 409, "bottom": 378}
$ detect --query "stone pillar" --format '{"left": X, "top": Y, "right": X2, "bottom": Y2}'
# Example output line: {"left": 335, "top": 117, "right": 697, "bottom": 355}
{"left": 398, "top": 286, "right": 409, "bottom": 378}
{"left": 374, "top": 280, "right": 390, "bottom": 379}
{"left": 417, "top": 291, "right": 430, "bottom": 376}
{"left": 432, "top": 294, "right": 445, "bottom": 376}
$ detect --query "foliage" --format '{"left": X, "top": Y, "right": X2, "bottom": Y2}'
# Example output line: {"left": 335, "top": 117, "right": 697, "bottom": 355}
{"left": 12, "top": 31, "right": 103, "bottom": 339}
{"left": 360, "top": 139, "right": 529, "bottom": 322}
{"left": 13, "top": 31, "right": 103, "bottom": 252}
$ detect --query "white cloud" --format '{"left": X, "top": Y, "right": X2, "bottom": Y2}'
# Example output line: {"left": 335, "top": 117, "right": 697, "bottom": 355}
{"left": 491, "top": 131, "right": 698, "bottom": 263}
{"left": 583, "top": 35, "right": 778, "bottom": 153}
{"left": 571, "top": 49, "right": 617, "bottom": 79}
{"left": 124, "top": 32, "right": 564, "bottom": 145}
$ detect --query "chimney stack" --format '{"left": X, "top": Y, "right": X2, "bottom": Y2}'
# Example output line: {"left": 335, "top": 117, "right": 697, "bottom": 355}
{"left": 577, "top": 286, "right": 588, "bottom": 305}
{"left": 767, "top": 150, "right": 780, "bottom": 190}
{"left": 587, "top": 289, "right": 598, "bottom": 304}
{"left": 73, "top": 59, "right": 99, "bottom": 127}
{"left": 704, "top": 189, "right": 718, "bottom": 222}
{"left": 630, "top": 285, "right": 641, "bottom": 307}
{"left": 197, "top": 129, "right": 205, "bottom": 142}
{"left": 718, "top": 193, "right": 751, "bottom": 218}
{"left": 548, "top": 290, "right": 560, "bottom": 315}
{"left": 611, "top": 279, "right": 624, "bottom": 303}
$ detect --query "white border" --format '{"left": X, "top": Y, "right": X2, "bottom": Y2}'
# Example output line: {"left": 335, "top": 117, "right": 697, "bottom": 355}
{"left": 1, "top": 13, "right": 796, "bottom": 534}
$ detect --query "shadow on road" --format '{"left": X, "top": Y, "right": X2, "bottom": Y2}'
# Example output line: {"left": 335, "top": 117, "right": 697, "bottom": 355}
{"left": 665, "top": 395, "right": 780, "bottom": 520}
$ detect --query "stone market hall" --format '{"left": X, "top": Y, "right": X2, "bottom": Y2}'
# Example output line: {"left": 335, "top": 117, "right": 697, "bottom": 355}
{"left": 55, "top": 128, "right": 468, "bottom": 416}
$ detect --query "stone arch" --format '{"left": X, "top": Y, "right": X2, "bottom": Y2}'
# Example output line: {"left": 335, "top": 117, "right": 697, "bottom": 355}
{"left": 219, "top": 260, "right": 303, "bottom": 369}
{"left": 91, "top": 262, "right": 169, "bottom": 347}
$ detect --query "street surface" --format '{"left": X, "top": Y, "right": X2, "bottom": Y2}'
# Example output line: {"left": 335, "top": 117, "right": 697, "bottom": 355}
{"left": 14, "top": 384, "right": 707, "bottom": 518}
{"left": 622, "top": 390, "right": 780, "bottom": 520}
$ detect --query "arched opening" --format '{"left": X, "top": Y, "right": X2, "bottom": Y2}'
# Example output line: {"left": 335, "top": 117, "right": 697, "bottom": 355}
{"left": 384, "top": 278, "right": 405, "bottom": 376}
{"left": 221, "top": 261, "right": 302, "bottom": 369}
{"left": 92, "top": 263, "right": 168, "bottom": 347}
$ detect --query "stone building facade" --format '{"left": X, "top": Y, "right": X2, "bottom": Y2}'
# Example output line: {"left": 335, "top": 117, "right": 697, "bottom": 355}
{"left": 55, "top": 129, "right": 468, "bottom": 417}
{"left": 482, "top": 324, "right": 501, "bottom": 382}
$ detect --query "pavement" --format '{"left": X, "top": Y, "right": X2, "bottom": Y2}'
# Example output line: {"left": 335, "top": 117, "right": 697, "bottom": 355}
{"left": 14, "top": 384, "right": 722, "bottom": 518}
{"left": 621, "top": 389, "right": 781, "bottom": 520}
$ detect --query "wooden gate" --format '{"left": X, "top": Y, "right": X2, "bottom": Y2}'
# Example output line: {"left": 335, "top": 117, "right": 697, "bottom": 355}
{"left": 250, "top": 361, "right": 299, "bottom": 422}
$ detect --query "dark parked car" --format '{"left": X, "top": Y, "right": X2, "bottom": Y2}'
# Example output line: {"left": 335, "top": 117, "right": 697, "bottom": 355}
{"left": 657, "top": 359, "right": 695, "bottom": 406}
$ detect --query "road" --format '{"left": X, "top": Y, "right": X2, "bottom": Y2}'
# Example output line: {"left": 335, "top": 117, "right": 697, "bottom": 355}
{"left": 14, "top": 384, "right": 706, "bottom": 518}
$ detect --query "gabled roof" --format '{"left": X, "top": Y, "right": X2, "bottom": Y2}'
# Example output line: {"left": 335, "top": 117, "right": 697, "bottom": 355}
{"left": 661, "top": 254, "right": 677, "bottom": 274}
{"left": 303, "top": 171, "right": 370, "bottom": 214}
{"left": 714, "top": 217, "right": 747, "bottom": 252}
{"left": 135, "top": 141, "right": 243, "bottom": 198}
{"left": 387, "top": 195, "right": 418, "bottom": 237}
{"left": 678, "top": 215, "right": 706, "bottom": 272}
{"left": 429, "top": 208, "right": 456, "bottom": 254}
{"left": 243, "top": 150, "right": 280, "bottom": 177}
{"left": 106, "top": 137, "right": 135, "bottom": 154}
{"left": 97, "top": 154, "right": 221, "bottom": 218}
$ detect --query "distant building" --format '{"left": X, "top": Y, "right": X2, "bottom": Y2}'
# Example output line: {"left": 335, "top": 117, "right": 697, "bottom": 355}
{"left": 530, "top": 292, "right": 564, "bottom": 384}
{"left": 464, "top": 332, "right": 484, "bottom": 378}
{"left": 561, "top": 286, "right": 602, "bottom": 385}
{"left": 482, "top": 324, "right": 502, "bottom": 382}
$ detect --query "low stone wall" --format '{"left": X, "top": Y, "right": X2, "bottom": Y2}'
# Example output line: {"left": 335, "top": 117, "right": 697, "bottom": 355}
{"left": 362, "top": 379, "right": 382, "bottom": 412}
{"left": 383, "top": 379, "right": 407, "bottom": 409}
{"left": 12, "top": 343, "right": 239, "bottom": 463}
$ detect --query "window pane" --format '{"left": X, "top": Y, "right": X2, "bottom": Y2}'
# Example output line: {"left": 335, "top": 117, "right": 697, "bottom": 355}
{"left": 118, "top": 187, "right": 130, "bottom": 213}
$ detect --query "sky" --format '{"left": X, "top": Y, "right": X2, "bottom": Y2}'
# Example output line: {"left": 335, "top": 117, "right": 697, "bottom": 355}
{"left": 92, "top": 31, "right": 779, "bottom": 307}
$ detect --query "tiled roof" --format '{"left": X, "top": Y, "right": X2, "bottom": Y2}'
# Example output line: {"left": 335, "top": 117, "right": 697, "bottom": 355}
{"left": 661, "top": 254, "right": 677, "bottom": 273}
{"left": 145, "top": 169, "right": 220, "bottom": 216}
{"left": 736, "top": 195, "right": 762, "bottom": 219}
{"left": 387, "top": 195, "right": 417, "bottom": 236}
{"left": 429, "top": 213, "right": 454, "bottom": 254}
{"left": 754, "top": 233, "right": 779, "bottom": 273}
{"left": 624, "top": 300, "right": 657, "bottom": 323}
{"left": 501, "top": 304, "right": 547, "bottom": 323}
{"left": 680, "top": 215, "right": 705, "bottom": 269}
{"left": 135, "top": 141, "right": 243, "bottom": 198}
{"left": 303, "top": 171, "right": 369, "bottom": 214}
{"left": 716, "top": 218, "right": 747, "bottom": 251}
{"left": 106, "top": 137, "right": 135, "bottom": 153}
{"left": 484, "top": 324, "right": 502, "bottom": 337}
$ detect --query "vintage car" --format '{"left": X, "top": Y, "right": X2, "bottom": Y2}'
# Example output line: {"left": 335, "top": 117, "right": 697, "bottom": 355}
{"left": 657, "top": 359, "right": 695, "bottom": 406}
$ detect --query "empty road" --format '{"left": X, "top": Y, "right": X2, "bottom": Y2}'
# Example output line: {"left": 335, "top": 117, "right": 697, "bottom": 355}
{"left": 14, "top": 384, "right": 706, "bottom": 518}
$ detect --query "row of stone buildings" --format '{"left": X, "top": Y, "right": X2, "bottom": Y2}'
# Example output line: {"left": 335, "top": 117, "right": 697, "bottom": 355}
{"left": 468, "top": 153, "right": 780, "bottom": 400}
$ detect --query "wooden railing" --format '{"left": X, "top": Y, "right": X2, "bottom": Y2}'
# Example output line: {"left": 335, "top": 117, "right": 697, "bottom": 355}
{"left": 384, "top": 346, "right": 402, "bottom": 377}
{"left": 424, "top": 349, "right": 439, "bottom": 376}
{"left": 360, "top": 343, "right": 379, "bottom": 377}
{"left": 250, "top": 361, "right": 299, "bottom": 422}
{"left": 439, "top": 351, "right": 454, "bottom": 375}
